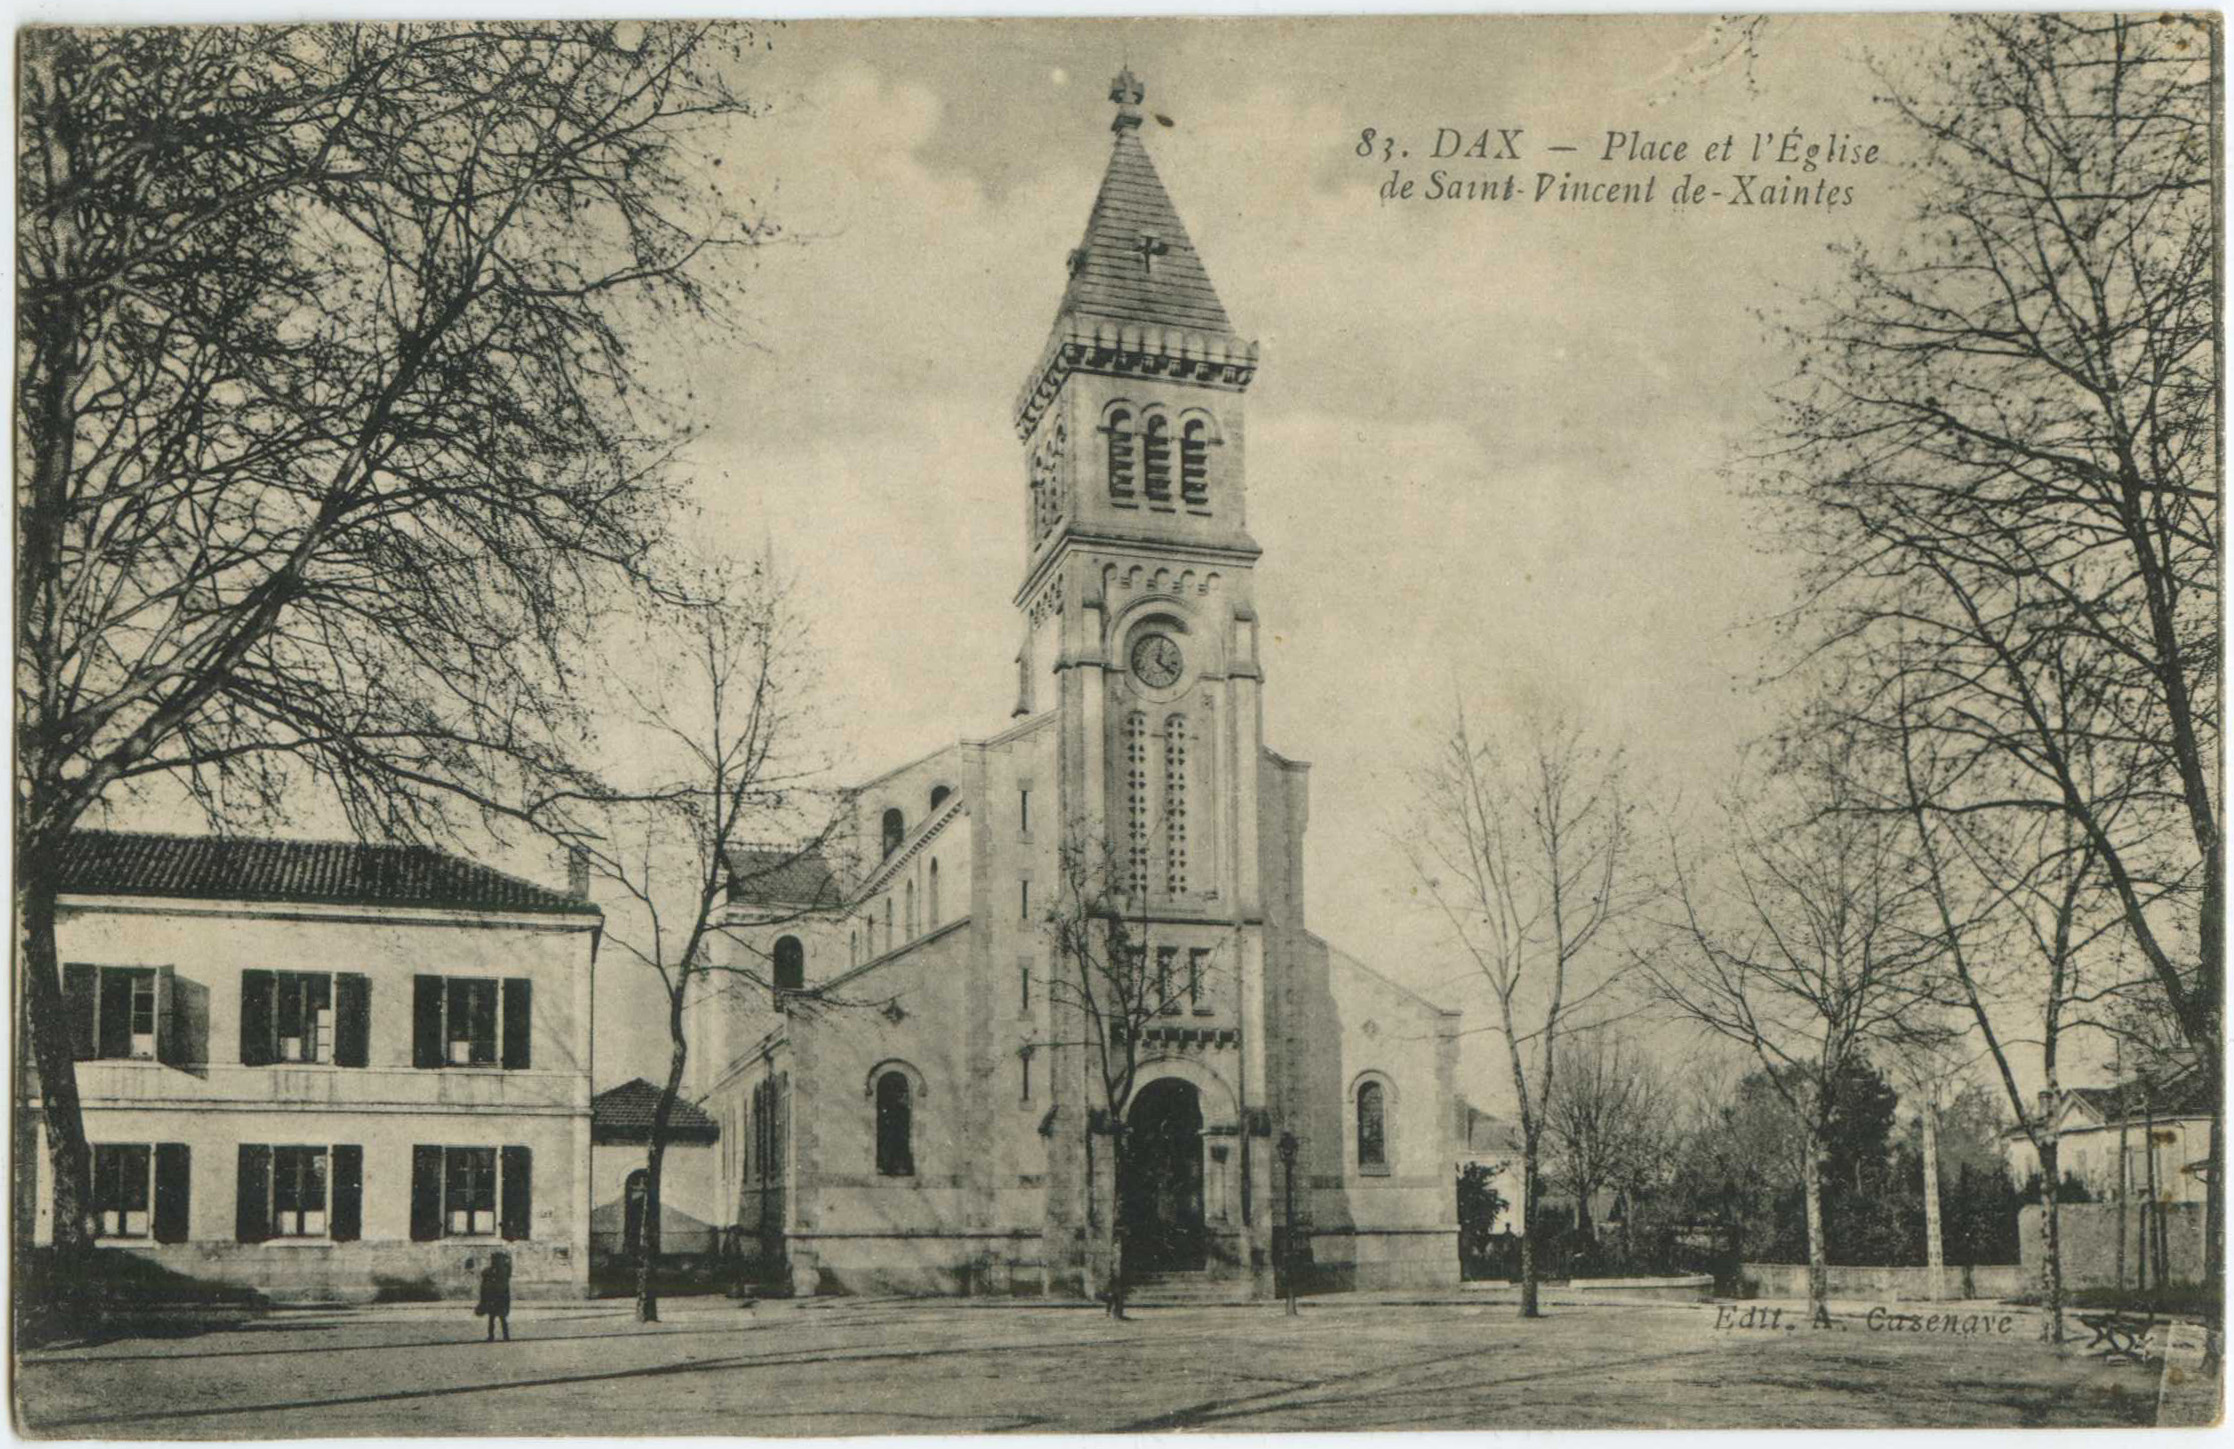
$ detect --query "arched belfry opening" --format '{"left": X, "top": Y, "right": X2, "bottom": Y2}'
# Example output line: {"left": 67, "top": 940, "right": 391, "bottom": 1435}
{"left": 1120, "top": 1077, "right": 1206, "bottom": 1272}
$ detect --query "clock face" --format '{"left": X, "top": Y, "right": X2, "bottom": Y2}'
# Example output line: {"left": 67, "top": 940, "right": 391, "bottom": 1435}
{"left": 1130, "top": 632, "right": 1184, "bottom": 688}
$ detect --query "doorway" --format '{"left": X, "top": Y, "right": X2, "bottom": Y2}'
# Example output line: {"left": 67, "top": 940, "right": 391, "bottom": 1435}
{"left": 1121, "top": 1078, "right": 1206, "bottom": 1272}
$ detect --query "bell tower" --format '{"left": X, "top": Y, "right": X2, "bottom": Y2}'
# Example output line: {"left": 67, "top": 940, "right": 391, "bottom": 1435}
{"left": 1019, "top": 70, "right": 1279, "bottom": 1295}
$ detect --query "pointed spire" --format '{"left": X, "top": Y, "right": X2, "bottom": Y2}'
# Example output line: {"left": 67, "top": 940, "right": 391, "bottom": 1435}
{"left": 1050, "top": 70, "right": 1236, "bottom": 338}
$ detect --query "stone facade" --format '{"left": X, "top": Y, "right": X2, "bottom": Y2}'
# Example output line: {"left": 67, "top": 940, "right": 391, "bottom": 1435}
{"left": 27, "top": 834, "right": 600, "bottom": 1303}
{"left": 693, "top": 71, "right": 1461, "bottom": 1300}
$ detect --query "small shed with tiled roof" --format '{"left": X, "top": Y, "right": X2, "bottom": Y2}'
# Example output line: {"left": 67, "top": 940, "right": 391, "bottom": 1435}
{"left": 589, "top": 1079, "right": 724, "bottom": 1267}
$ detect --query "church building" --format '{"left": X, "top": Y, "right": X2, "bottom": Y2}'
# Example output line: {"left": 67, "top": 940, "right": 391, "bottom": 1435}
{"left": 695, "top": 70, "right": 1461, "bottom": 1299}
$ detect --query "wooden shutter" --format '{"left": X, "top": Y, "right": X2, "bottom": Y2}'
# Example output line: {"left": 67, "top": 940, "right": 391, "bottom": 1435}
{"left": 500, "top": 1145, "right": 532, "bottom": 1240}
{"left": 64, "top": 963, "right": 97, "bottom": 1060}
{"left": 153, "top": 1143, "right": 191, "bottom": 1243}
{"left": 330, "top": 1145, "right": 363, "bottom": 1242}
{"left": 409, "top": 1145, "right": 443, "bottom": 1241}
{"left": 412, "top": 976, "right": 443, "bottom": 1069}
{"left": 97, "top": 969, "right": 134, "bottom": 1060}
{"left": 152, "top": 966, "right": 178, "bottom": 1064}
{"left": 238, "top": 970, "right": 274, "bottom": 1066}
{"left": 235, "top": 1144, "right": 271, "bottom": 1243}
{"left": 501, "top": 979, "right": 531, "bottom": 1070}
{"left": 334, "top": 975, "right": 371, "bottom": 1068}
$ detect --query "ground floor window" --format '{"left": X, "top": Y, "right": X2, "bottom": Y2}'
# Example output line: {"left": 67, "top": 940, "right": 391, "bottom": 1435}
{"left": 237, "top": 1143, "right": 361, "bottom": 1242}
{"left": 93, "top": 1144, "right": 151, "bottom": 1238}
{"left": 94, "top": 1142, "right": 190, "bottom": 1242}
{"left": 411, "top": 1144, "right": 532, "bottom": 1241}
{"left": 272, "top": 1147, "right": 329, "bottom": 1237}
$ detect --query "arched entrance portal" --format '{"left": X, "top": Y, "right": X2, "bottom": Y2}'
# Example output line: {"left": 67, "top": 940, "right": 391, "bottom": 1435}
{"left": 1121, "top": 1077, "right": 1205, "bottom": 1272}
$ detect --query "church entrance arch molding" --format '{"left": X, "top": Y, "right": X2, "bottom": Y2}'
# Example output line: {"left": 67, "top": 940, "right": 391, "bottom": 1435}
{"left": 1119, "top": 1057, "right": 1238, "bottom": 1274}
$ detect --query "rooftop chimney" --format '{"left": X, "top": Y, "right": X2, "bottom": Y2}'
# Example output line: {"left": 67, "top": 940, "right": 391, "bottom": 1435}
{"left": 566, "top": 846, "right": 591, "bottom": 902}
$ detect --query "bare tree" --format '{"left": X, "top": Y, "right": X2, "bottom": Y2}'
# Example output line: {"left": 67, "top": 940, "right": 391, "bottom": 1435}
{"left": 1756, "top": 13, "right": 2220, "bottom": 1307}
{"left": 16, "top": 23, "right": 771, "bottom": 1258}
{"left": 1641, "top": 745, "right": 1945, "bottom": 1320}
{"left": 1401, "top": 708, "right": 1647, "bottom": 1318}
{"left": 1037, "top": 824, "right": 1230, "bottom": 1319}
{"left": 1542, "top": 1030, "right": 1662, "bottom": 1244}
{"left": 564, "top": 560, "right": 842, "bottom": 1322}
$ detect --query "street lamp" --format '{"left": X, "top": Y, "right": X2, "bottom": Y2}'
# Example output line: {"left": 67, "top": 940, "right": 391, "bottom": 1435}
{"left": 1277, "top": 1130, "right": 1299, "bottom": 1317}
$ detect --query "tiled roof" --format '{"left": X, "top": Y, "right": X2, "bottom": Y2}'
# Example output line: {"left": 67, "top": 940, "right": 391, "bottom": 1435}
{"left": 726, "top": 845, "right": 841, "bottom": 908}
{"left": 57, "top": 830, "right": 598, "bottom": 916}
{"left": 2068, "top": 1072, "right": 2213, "bottom": 1124}
{"left": 592, "top": 1078, "right": 719, "bottom": 1143}
{"left": 1054, "top": 129, "right": 1237, "bottom": 338}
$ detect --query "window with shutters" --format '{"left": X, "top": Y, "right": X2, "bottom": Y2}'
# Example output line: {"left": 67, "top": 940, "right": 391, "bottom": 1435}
{"left": 1189, "top": 947, "right": 1212, "bottom": 1015}
{"left": 270, "top": 1147, "right": 329, "bottom": 1237}
{"left": 446, "top": 1147, "right": 499, "bottom": 1236}
{"left": 1157, "top": 947, "right": 1181, "bottom": 1015}
{"left": 67, "top": 964, "right": 173, "bottom": 1061}
{"left": 93, "top": 1144, "right": 152, "bottom": 1237}
{"left": 412, "top": 975, "right": 531, "bottom": 1069}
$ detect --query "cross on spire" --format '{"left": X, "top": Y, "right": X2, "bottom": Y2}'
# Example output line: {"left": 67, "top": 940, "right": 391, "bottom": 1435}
{"left": 1110, "top": 66, "right": 1145, "bottom": 133}
{"left": 1135, "top": 232, "right": 1168, "bottom": 276}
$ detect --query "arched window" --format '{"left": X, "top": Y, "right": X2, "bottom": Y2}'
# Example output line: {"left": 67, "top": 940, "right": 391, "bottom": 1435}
{"left": 875, "top": 1071, "right": 915, "bottom": 1177}
{"left": 1357, "top": 1080, "right": 1388, "bottom": 1172}
{"left": 905, "top": 879, "right": 918, "bottom": 939}
{"left": 1105, "top": 407, "right": 1136, "bottom": 502}
{"left": 1142, "top": 414, "right": 1172, "bottom": 503}
{"left": 1181, "top": 418, "right": 1211, "bottom": 507}
{"left": 850, "top": 928, "right": 859, "bottom": 968}
{"left": 1163, "top": 714, "right": 1189, "bottom": 895}
{"left": 881, "top": 808, "right": 905, "bottom": 859}
{"left": 1124, "top": 712, "right": 1149, "bottom": 898}
{"left": 773, "top": 936, "right": 805, "bottom": 992}
{"left": 884, "top": 896, "right": 894, "bottom": 947}
{"left": 928, "top": 859, "right": 940, "bottom": 926}
{"left": 929, "top": 785, "right": 951, "bottom": 811}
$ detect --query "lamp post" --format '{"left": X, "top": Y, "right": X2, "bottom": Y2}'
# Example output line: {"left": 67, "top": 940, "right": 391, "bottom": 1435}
{"left": 1277, "top": 1130, "right": 1299, "bottom": 1317}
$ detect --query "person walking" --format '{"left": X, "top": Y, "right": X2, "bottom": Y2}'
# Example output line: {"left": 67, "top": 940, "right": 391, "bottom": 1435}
{"left": 476, "top": 1251, "right": 512, "bottom": 1342}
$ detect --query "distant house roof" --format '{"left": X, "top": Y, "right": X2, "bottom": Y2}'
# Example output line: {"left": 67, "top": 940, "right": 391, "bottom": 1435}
{"left": 2065, "top": 1072, "right": 2214, "bottom": 1126}
{"left": 592, "top": 1079, "right": 720, "bottom": 1145}
{"left": 1461, "top": 1104, "right": 1524, "bottom": 1159}
{"left": 725, "top": 844, "right": 842, "bottom": 909}
{"left": 58, "top": 829, "right": 598, "bottom": 917}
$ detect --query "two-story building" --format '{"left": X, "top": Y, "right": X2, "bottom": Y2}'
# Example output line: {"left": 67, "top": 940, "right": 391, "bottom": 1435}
{"left": 25, "top": 830, "right": 601, "bottom": 1302}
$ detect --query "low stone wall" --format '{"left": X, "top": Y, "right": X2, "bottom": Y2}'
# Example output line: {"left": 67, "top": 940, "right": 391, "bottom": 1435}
{"left": 1569, "top": 1274, "right": 1713, "bottom": 1302}
{"left": 93, "top": 1239, "right": 587, "bottom": 1305}
{"left": 2019, "top": 1202, "right": 2208, "bottom": 1291}
{"left": 1741, "top": 1261, "right": 2024, "bottom": 1301}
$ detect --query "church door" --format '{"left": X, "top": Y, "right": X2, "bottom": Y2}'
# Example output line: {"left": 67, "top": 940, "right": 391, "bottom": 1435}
{"left": 1122, "top": 1078, "right": 1206, "bottom": 1272}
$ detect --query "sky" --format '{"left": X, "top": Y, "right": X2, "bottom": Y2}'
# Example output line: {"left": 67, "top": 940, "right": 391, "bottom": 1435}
{"left": 68, "top": 14, "right": 2113, "bottom": 1117}
{"left": 601, "top": 15, "right": 1953, "bottom": 1106}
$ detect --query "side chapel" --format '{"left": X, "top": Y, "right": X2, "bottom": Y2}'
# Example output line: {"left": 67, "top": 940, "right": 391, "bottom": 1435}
{"left": 695, "top": 70, "right": 1462, "bottom": 1298}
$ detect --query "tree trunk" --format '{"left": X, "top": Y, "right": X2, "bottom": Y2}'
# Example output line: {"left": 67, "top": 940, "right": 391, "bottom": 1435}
{"left": 1519, "top": 1139, "right": 1541, "bottom": 1318}
{"left": 636, "top": 1009, "right": 690, "bottom": 1325}
{"left": 2038, "top": 1137, "right": 2065, "bottom": 1350}
{"left": 1802, "top": 1135, "right": 1827, "bottom": 1319}
{"left": 18, "top": 871, "right": 95, "bottom": 1263}
{"left": 1920, "top": 1099, "right": 1945, "bottom": 1302}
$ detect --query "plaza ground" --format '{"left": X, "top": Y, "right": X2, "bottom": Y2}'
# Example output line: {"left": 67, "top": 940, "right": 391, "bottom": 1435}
{"left": 16, "top": 1293, "right": 2181, "bottom": 1436}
